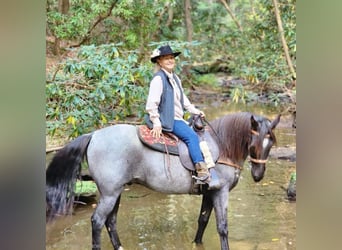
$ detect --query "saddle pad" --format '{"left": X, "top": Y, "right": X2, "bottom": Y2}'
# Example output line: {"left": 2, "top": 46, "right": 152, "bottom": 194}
{"left": 137, "top": 125, "right": 220, "bottom": 172}
{"left": 137, "top": 125, "right": 179, "bottom": 155}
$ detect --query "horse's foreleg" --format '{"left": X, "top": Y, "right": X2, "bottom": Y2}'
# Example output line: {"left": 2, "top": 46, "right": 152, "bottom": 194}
{"left": 213, "top": 188, "right": 229, "bottom": 250}
{"left": 194, "top": 194, "right": 213, "bottom": 244}
{"left": 105, "top": 195, "right": 122, "bottom": 249}
{"left": 91, "top": 195, "right": 121, "bottom": 250}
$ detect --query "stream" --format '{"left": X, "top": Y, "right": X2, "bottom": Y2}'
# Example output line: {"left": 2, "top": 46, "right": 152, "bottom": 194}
{"left": 46, "top": 102, "right": 296, "bottom": 250}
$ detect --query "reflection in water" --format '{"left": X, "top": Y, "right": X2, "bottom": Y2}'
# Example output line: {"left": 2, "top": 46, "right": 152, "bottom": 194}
{"left": 46, "top": 103, "right": 296, "bottom": 250}
{"left": 116, "top": 189, "right": 207, "bottom": 250}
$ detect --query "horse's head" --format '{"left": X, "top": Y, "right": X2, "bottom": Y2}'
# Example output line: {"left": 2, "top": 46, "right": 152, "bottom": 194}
{"left": 249, "top": 114, "right": 280, "bottom": 182}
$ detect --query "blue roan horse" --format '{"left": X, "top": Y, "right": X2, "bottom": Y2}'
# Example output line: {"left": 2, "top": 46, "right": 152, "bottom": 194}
{"left": 46, "top": 112, "right": 280, "bottom": 250}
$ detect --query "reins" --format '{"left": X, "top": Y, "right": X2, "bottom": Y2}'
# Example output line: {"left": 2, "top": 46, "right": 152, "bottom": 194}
{"left": 202, "top": 117, "right": 221, "bottom": 143}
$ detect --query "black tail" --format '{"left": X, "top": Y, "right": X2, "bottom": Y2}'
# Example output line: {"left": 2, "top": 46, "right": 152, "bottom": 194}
{"left": 46, "top": 134, "right": 92, "bottom": 220}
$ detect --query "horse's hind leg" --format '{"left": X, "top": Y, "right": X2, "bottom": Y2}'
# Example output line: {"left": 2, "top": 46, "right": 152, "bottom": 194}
{"left": 105, "top": 195, "right": 122, "bottom": 249}
{"left": 91, "top": 194, "right": 122, "bottom": 250}
{"left": 194, "top": 194, "right": 213, "bottom": 244}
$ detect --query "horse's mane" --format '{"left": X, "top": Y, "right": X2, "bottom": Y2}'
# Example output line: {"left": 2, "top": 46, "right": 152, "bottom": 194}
{"left": 209, "top": 112, "right": 252, "bottom": 163}
{"left": 209, "top": 112, "right": 277, "bottom": 164}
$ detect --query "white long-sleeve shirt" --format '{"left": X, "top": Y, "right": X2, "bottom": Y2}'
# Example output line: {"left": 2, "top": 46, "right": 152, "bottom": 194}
{"left": 146, "top": 69, "right": 201, "bottom": 128}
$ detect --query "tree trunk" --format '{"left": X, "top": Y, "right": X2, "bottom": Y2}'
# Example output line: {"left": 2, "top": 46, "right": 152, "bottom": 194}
{"left": 58, "top": 0, "right": 69, "bottom": 14}
{"left": 53, "top": 38, "right": 61, "bottom": 56}
{"left": 54, "top": 0, "right": 70, "bottom": 55}
{"left": 166, "top": 2, "right": 174, "bottom": 27}
{"left": 184, "top": 0, "right": 193, "bottom": 42}
{"left": 272, "top": 0, "right": 296, "bottom": 79}
{"left": 219, "top": 0, "right": 243, "bottom": 32}
{"left": 151, "top": 2, "right": 172, "bottom": 41}
{"left": 183, "top": 0, "right": 193, "bottom": 77}
{"left": 249, "top": 0, "right": 256, "bottom": 17}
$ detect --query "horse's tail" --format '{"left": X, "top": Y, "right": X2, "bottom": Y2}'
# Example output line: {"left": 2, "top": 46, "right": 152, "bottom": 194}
{"left": 46, "top": 133, "right": 92, "bottom": 220}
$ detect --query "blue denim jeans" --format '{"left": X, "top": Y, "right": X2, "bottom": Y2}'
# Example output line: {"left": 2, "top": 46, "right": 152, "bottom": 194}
{"left": 172, "top": 119, "right": 204, "bottom": 164}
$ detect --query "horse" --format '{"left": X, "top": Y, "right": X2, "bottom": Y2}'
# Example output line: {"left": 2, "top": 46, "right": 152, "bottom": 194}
{"left": 46, "top": 112, "right": 280, "bottom": 250}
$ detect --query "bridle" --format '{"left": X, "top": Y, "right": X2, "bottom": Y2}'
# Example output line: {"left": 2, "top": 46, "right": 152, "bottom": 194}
{"left": 248, "top": 129, "right": 270, "bottom": 165}
{"left": 249, "top": 157, "right": 268, "bottom": 164}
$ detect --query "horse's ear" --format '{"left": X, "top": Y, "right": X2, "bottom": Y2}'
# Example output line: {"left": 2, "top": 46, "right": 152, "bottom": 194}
{"left": 251, "top": 115, "right": 259, "bottom": 131}
{"left": 270, "top": 114, "right": 281, "bottom": 129}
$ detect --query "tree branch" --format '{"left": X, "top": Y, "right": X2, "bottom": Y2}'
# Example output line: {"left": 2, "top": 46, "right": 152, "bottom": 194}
{"left": 71, "top": 0, "right": 119, "bottom": 47}
{"left": 64, "top": 82, "right": 95, "bottom": 90}
{"left": 51, "top": 64, "right": 63, "bottom": 82}
{"left": 272, "top": 0, "right": 296, "bottom": 79}
{"left": 219, "top": 0, "right": 243, "bottom": 32}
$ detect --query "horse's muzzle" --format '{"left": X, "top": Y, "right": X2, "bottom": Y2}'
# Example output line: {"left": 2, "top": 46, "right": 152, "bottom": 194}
{"left": 251, "top": 164, "right": 265, "bottom": 182}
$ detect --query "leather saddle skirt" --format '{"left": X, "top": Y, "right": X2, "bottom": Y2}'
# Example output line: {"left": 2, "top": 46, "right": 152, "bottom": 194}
{"left": 137, "top": 125, "right": 219, "bottom": 171}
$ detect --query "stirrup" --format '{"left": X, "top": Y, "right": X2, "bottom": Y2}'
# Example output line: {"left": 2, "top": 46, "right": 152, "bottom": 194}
{"left": 192, "top": 178, "right": 207, "bottom": 185}
{"left": 192, "top": 174, "right": 209, "bottom": 181}
{"left": 192, "top": 175, "right": 209, "bottom": 185}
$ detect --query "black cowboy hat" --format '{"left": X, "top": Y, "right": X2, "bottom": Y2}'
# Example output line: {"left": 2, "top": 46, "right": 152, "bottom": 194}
{"left": 150, "top": 45, "right": 181, "bottom": 63}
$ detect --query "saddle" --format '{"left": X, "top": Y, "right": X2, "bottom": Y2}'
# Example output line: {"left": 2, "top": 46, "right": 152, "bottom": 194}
{"left": 137, "top": 123, "right": 219, "bottom": 171}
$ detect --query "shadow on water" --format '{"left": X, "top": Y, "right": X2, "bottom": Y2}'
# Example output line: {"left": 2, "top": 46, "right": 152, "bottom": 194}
{"left": 46, "top": 103, "right": 296, "bottom": 250}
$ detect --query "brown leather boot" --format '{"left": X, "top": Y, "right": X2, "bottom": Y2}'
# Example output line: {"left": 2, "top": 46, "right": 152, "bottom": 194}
{"left": 194, "top": 162, "right": 221, "bottom": 190}
{"left": 194, "top": 162, "right": 211, "bottom": 182}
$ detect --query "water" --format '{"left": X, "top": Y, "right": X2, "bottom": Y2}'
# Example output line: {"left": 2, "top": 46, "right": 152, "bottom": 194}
{"left": 46, "top": 103, "right": 296, "bottom": 249}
